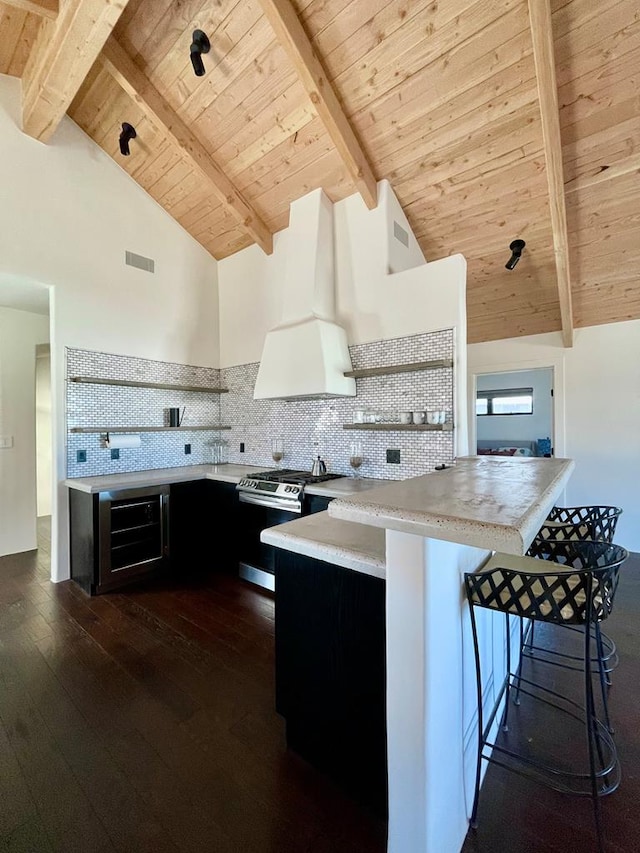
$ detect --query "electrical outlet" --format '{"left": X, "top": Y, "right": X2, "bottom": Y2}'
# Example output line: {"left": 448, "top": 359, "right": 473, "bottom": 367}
{"left": 111, "top": 448, "right": 120, "bottom": 460}
{"left": 240, "top": 442, "right": 245, "bottom": 453}
{"left": 76, "top": 449, "right": 87, "bottom": 463}
{"left": 386, "top": 449, "right": 401, "bottom": 464}
{"left": 184, "top": 443, "right": 192, "bottom": 455}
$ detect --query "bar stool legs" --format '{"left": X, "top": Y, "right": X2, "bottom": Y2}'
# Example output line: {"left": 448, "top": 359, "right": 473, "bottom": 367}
{"left": 468, "top": 600, "right": 483, "bottom": 830}
{"left": 584, "top": 615, "right": 605, "bottom": 852}
{"left": 465, "top": 543, "right": 627, "bottom": 852}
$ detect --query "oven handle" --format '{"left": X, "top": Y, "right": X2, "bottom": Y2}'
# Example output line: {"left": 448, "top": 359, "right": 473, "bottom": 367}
{"left": 238, "top": 491, "right": 302, "bottom": 513}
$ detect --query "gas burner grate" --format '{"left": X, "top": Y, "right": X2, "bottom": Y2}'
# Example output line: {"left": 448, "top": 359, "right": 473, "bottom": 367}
{"left": 245, "top": 469, "right": 343, "bottom": 485}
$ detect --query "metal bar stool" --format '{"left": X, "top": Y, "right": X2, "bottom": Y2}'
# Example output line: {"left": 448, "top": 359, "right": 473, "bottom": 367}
{"left": 541, "top": 506, "right": 623, "bottom": 543}
{"left": 465, "top": 540, "right": 628, "bottom": 852}
{"left": 525, "top": 536, "right": 622, "bottom": 735}
{"left": 526, "top": 506, "right": 624, "bottom": 697}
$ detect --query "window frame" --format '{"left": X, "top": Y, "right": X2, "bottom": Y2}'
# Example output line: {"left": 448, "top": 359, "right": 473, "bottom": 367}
{"left": 476, "top": 387, "right": 534, "bottom": 417}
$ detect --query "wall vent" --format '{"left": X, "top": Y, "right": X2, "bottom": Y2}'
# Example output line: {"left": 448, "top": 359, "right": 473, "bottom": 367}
{"left": 393, "top": 221, "right": 409, "bottom": 248}
{"left": 125, "top": 250, "right": 155, "bottom": 273}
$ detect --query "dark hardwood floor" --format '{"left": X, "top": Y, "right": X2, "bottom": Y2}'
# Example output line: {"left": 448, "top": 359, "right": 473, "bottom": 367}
{"left": 462, "top": 550, "right": 640, "bottom": 853}
{"left": 0, "top": 519, "right": 387, "bottom": 853}
{"left": 0, "top": 521, "right": 638, "bottom": 852}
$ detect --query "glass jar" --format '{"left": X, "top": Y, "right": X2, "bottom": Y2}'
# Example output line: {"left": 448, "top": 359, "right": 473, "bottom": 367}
{"left": 209, "top": 439, "right": 227, "bottom": 465}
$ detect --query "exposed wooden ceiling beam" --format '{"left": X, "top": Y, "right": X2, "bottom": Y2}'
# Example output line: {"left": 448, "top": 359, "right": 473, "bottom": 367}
{"left": 258, "top": 0, "right": 378, "bottom": 210}
{"left": 22, "top": 0, "right": 129, "bottom": 142}
{"left": 1, "top": 0, "right": 57, "bottom": 18}
{"left": 100, "top": 37, "right": 273, "bottom": 256}
{"left": 529, "top": 0, "right": 574, "bottom": 348}
{"left": 565, "top": 155, "right": 640, "bottom": 195}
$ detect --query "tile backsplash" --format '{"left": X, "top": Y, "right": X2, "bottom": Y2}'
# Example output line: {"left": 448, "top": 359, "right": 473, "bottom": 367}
{"left": 221, "top": 328, "right": 455, "bottom": 480}
{"left": 66, "top": 328, "right": 454, "bottom": 481}
{"left": 66, "top": 349, "right": 224, "bottom": 477}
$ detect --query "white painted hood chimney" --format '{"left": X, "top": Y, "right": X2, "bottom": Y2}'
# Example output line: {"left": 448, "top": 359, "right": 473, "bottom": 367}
{"left": 253, "top": 189, "right": 356, "bottom": 400}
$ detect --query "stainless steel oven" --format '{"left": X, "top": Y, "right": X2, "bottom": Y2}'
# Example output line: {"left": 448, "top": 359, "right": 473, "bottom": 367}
{"left": 236, "top": 469, "right": 341, "bottom": 591}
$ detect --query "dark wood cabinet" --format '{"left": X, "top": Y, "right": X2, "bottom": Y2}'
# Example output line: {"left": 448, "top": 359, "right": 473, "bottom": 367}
{"left": 169, "top": 479, "right": 209, "bottom": 571}
{"left": 170, "top": 479, "right": 239, "bottom": 574}
{"left": 70, "top": 477, "right": 241, "bottom": 595}
{"left": 275, "top": 550, "right": 387, "bottom": 816}
{"left": 70, "top": 485, "right": 170, "bottom": 595}
{"left": 305, "top": 493, "right": 334, "bottom": 515}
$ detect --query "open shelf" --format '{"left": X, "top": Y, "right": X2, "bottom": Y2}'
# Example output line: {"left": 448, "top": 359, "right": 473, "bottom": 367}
{"left": 69, "top": 376, "right": 228, "bottom": 394}
{"left": 69, "top": 425, "right": 231, "bottom": 434}
{"left": 343, "top": 423, "right": 453, "bottom": 432}
{"left": 343, "top": 358, "right": 453, "bottom": 379}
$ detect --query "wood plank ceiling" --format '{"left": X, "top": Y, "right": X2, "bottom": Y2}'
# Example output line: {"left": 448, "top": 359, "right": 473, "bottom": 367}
{"left": 0, "top": 0, "right": 638, "bottom": 344}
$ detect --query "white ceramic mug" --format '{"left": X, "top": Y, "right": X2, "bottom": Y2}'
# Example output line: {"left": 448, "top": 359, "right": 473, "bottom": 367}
{"left": 412, "top": 411, "right": 426, "bottom": 424}
{"left": 426, "top": 411, "right": 439, "bottom": 425}
{"left": 400, "top": 411, "right": 412, "bottom": 424}
{"left": 438, "top": 411, "right": 447, "bottom": 424}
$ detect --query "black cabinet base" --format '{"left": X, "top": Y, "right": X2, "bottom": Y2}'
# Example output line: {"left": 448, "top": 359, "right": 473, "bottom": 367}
{"left": 286, "top": 719, "right": 388, "bottom": 818}
{"left": 275, "top": 550, "right": 387, "bottom": 817}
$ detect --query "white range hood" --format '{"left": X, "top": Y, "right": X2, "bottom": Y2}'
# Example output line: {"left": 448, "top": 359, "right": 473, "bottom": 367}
{"left": 253, "top": 189, "right": 356, "bottom": 401}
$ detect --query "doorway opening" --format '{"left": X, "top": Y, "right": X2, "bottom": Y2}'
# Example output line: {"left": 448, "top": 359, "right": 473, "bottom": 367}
{"left": 474, "top": 367, "right": 554, "bottom": 458}
{"left": 36, "top": 342, "right": 52, "bottom": 554}
{"left": 0, "top": 278, "right": 52, "bottom": 563}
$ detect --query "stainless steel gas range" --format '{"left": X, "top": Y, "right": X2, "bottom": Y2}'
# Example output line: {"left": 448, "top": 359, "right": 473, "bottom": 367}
{"left": 236, "top": 468, "right": 342, "bottom": 591}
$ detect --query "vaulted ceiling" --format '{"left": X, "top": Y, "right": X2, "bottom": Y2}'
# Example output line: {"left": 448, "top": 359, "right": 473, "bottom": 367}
{"left": 1, "top": 0, "right": 638, "bottom": 344}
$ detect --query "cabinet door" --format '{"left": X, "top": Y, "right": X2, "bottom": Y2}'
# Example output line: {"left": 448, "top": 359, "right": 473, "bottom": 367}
{"left": 275, "top": 551, "right": 387, "bottom": 816}
{"left": 170, "top": 479, "right": 239, "bottom": 573}
{"left": 207, "top": 480, "right": 239, "bottom": 572}
{"left": 169, "top": 480, "right": 210, "bottom": 571}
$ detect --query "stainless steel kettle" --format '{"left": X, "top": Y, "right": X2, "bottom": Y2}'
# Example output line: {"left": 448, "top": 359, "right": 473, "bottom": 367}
{"left": 311, "top": 455, "right": 327, "bottom": 476}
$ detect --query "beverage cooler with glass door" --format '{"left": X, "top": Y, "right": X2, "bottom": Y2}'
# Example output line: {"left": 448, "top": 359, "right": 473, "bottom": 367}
{"left": 70, "top": 485, "right": 170, "bottom": 595}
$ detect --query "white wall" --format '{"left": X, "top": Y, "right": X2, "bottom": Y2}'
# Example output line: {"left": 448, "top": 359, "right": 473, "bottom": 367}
{"left": 36, "top": 350, "right": 52, "bottom": 516}
{"left": 476, "top": 368, "right": 553, "bottom": 446}
{"left": 0, "top": 74, "right": 219, "bottom": 580}
{"left": 469, "top": 321, "right": 640, "bottom": 552}
{"left": 0, "top": 307, "right": 50, "bottom": 556}
{"left": 218, "top": 181, "right": 469, "bottom": 455}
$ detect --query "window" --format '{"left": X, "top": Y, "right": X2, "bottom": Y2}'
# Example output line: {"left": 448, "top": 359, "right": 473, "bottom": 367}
{"left": 476, "top": 387, "right": 533, "bottom": 416}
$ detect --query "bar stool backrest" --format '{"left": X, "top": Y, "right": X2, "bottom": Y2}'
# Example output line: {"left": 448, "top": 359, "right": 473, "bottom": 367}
{"left": 545, "top": 505, "right": 622, "bottom": 543}
{"left": 465, "top": 541, "right": 628, "bottom": 627}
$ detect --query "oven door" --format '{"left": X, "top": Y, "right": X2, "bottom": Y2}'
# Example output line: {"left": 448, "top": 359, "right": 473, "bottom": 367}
{"left": 237, "top": 492, "right": 302, "bottom": 591}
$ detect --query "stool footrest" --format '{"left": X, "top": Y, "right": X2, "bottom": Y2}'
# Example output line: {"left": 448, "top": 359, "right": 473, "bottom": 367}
{"left": 482, "top": 743, "right": 620, "bottom": 798}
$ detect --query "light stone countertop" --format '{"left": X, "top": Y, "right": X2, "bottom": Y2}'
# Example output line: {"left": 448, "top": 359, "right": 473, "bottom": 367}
{"left": 260, "top": 512, "right": 386, "bottom": 579}
{"left": 328, "top": 456, "right": 575, "bottom": 555}
{"left": 63, "top": 464, "right": 265, "bottom": 493}
{"left": 63, "top": 464, "right": 387, "bottom": 497}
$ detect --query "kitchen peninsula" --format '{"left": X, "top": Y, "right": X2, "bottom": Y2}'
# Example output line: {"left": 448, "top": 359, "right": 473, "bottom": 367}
{"left": 264, "top": 455, "right": 575, "bottom": 853}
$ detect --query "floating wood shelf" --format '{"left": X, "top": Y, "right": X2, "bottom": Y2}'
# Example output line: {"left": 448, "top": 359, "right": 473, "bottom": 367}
{"left": 69, "top": 376, "right": 228, "bottom": 393}
{"left": 343, "top": 423, "right": 453, "bottom": 432}
{"left": 69, "top": 425, "right": 231, "bottom": 434}
{"left": 343, "top": 358, "right": 453, "bottom": 379}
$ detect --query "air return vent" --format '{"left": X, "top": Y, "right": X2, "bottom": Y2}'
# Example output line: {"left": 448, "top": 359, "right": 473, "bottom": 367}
{"left": 125, "top": 250, "right": 155, "bottom": 273}
{"left": 393, "top": 221, "right": 409, "bottom": 248}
